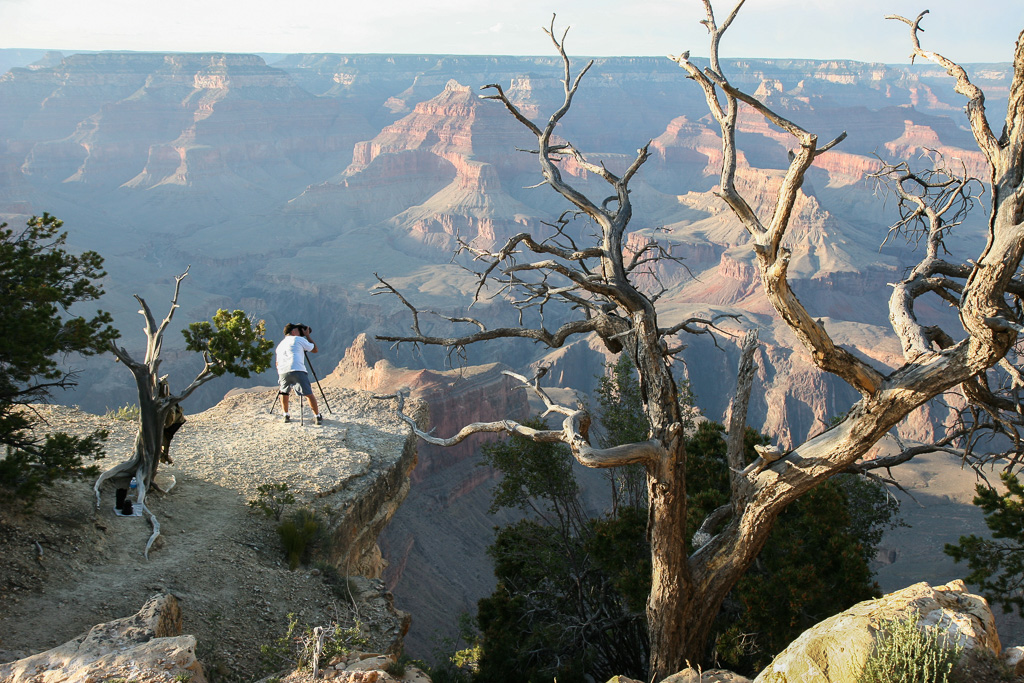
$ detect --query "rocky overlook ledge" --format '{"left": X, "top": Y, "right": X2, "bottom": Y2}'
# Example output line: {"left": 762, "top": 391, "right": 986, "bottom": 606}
{"left": 0, "top": 383, "right": 419, "bottom": 681}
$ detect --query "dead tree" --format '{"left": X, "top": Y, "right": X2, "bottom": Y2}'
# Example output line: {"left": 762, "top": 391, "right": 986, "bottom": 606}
{"left": 95, "top": 268, "right": 272, "bottom": 556}
{"left": 376, "top": 7, "right": 1024, "bottom": 680}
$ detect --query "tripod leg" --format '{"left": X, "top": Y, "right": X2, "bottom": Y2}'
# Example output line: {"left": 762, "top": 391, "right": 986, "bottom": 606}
{"left": 305, "top": 351, "right": 332, "bottom": 415}
{"left": 316, "top": 382, "right": 331, "bottom": 415}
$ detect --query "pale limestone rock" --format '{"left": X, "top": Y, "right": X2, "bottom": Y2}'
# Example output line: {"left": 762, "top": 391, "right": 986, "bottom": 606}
{"left": 334, "top": 671, "right": 398, "bottom": 683}
{"left": 0, "top": 594, "right": 206, "bottom": 683}
{"left": 754, "top": 579, "right": 998, "bottom": 683}
{"left": 276, "top": 658, "right": 407, "bottom": 683}
{"left": 344, "top": 653, "right": 396, "bottom": 672}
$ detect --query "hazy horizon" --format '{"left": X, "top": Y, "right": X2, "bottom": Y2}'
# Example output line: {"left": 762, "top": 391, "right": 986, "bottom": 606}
{"left": 1, "top": 1, "right": 1020, "bottom": 64}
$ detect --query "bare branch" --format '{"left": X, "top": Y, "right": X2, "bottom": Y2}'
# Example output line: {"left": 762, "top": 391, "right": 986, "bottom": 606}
{"left": 375, "top": 294, "right": 630, "bottom": 353}
{"left": 726, "top": 329, "right": 758, "bottom": 504}
{"left": 886, "top": 12, "right": 1000, "bottom": 163}
{"left": 381, "top": 376, "right": 664, "bottom": 469}
{"left": 151, "top": 267, "right": 190, "bottom": 358}
{"left": 874, "top": 153, "right": 991, "bottom": 360}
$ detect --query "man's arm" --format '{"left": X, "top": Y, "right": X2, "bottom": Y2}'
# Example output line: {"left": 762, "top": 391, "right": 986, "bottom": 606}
{"left": 303, "top": 329, "right": 318, "bottom": 353}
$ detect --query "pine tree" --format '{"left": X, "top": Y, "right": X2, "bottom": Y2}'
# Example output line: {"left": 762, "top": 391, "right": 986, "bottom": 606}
{"left": 0, "top": 214, "right": 118, "bottom": 503}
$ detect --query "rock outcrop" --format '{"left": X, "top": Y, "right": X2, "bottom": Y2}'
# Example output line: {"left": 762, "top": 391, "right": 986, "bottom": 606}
{"left": 608, "top": 670, "right": 750, "bottom": 683}
{"left": 187, "top": 384, "right": 418, "bottom": 580}
{"left": 329, "top": 333, "right": 530, "bottom": 477}
{"left": 754, "top": 579, "right": 1006, "bottom": 683}
{"left": 0, "top": 594, "right": 206, "bottom": 683}
{"left": 0, "top": 589, "right": 421, "bottom": 683}
{"left": 0, "top": 387, "right": 417, "bottom": 683}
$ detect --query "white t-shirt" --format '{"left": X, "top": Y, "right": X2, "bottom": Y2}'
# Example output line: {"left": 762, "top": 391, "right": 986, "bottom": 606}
{"left": 276, "top": 335, "right": 314, "bottom": 374}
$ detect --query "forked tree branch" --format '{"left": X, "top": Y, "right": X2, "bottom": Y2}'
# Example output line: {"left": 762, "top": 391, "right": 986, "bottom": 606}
{"left": 378, "top": 370, "right": 666, "bottom": 468}
{"left": 374, "top": 274, "right": 633, "bottom": 353}
{"left": 670, "top": 3, "right": 889, "bottom": 397}
{"left": 873, "top": 154, "right": 993, "bottom": 360}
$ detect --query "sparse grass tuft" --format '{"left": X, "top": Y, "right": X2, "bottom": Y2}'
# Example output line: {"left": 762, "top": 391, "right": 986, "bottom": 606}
{"left": 259, "top": 613, "right": 368, "bottom": 676}
{"left": 103, "top": 403, "right": 140, "bottom": 422}
{"left": 858, "top": 613, "right": 962, "bottom": 683}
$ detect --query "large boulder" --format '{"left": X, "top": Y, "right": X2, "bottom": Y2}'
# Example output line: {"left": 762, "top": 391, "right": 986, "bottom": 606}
{"left": 754, "top": 579, "right": 998, "bottom": 682}
{"left": 0, "top": 593, "right": 206, "bottom": 683}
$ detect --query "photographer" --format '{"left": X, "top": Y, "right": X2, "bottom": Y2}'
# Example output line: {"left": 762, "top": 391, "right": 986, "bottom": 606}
{"left": 276, "top": 323, "right": 322, "bottom": 424}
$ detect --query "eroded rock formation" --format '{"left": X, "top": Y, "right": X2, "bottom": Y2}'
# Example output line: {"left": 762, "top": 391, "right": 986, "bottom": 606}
{"left": 0, "top": 594, "right": 206, "bottom": 683}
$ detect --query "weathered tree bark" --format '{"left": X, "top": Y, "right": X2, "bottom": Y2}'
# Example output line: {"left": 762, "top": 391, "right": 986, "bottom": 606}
{"left": 94, "top": 269, "right": 228, "bottom": 557}
{"left": 161, "top": 394, "right": 186, "bottom": 465}
{"left": 377, "top": 8, "right": 1024, "bottom": 680}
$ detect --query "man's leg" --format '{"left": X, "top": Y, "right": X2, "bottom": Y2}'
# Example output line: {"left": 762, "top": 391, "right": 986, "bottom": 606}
{"left": 279, "top": 374, "right": 297, "bottom": 421}
{"left": 296, "top": 373, "right": 321, "bottom": 422}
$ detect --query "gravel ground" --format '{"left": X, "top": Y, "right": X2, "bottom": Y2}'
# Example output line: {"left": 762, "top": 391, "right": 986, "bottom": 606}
{"left": 0, "top": 386, "right": 411, "bottom": 682}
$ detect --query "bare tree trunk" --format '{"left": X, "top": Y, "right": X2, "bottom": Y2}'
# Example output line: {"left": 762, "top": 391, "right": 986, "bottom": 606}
{"left": 95, "top": 269, "right": 221, "bottom": 556}
{"left": 647, "top": 436, "right": 693, "bottom": 677}
{"left": 378, "top": 9, "right": 1024, "bottom": 680}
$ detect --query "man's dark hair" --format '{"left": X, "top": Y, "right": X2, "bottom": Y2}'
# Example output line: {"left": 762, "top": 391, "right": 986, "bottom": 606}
{"left": 283, "top": 323, "right": 302, "bottom": 336}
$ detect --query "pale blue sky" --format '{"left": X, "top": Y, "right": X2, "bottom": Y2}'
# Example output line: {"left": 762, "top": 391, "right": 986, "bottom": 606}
{"left": 0, "top": 0, "right": 1020, "bottom": 63}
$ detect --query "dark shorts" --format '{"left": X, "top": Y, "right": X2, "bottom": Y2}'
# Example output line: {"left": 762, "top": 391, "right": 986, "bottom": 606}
{"left": 278, "top": 371, "right": 313, "bottom": 396}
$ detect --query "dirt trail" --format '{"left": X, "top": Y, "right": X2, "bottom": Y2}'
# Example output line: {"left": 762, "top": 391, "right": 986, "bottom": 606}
{"left": 0, "top": 390, "right": 408, "bottom": 682}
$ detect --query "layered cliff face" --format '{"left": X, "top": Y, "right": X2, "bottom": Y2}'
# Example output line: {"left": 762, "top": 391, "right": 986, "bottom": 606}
{"left": 2, "top": 52, "right": 370, "bottom": 215}
{"left": 327, "top": 334, "right": 531, "bottom": 656}
{"left": 339, "top": 79, "right": 542, "bottom": 250}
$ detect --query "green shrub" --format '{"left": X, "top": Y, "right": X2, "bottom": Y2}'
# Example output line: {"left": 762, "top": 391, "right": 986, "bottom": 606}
{"left": 259, "top": 613, "right": 368, "bottom": 675}
{"left": 250, "top": 484, "right": 334, "bottom": 570}
{"left": 0, "top": 213, "right": 118, "bottom": 506}
{"left": 248, "top": 482, "right": 295, "bottom": 522}
{"left": 103, "top": 403, "right": 140, "bottom": 421}
{"left": 946, "top": 471, "right": 1024, "bottom": 617}
{"left": 299, "top": 621, "right": 367, "bottom": 670}
{"left": 0, "top": 429, "right": 107, "bottom": 506}
{"left": 277, "top": 507, "right": 321, "bottom": 570}
{"left": 858, "top": 614, "right": 962, "bottom": 683}
{"left": 259, "top": 613, "right": 301, "bottom": 673}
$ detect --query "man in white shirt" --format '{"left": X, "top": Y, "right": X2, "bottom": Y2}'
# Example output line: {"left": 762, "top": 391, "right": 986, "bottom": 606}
{"left": 276, "top": 323, "right": 322, "bottom": 424}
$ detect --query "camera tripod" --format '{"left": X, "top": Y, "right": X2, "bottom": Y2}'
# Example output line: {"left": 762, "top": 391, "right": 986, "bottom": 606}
{"left": 267, "top": 352, "right": 332, "bottom": 425}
